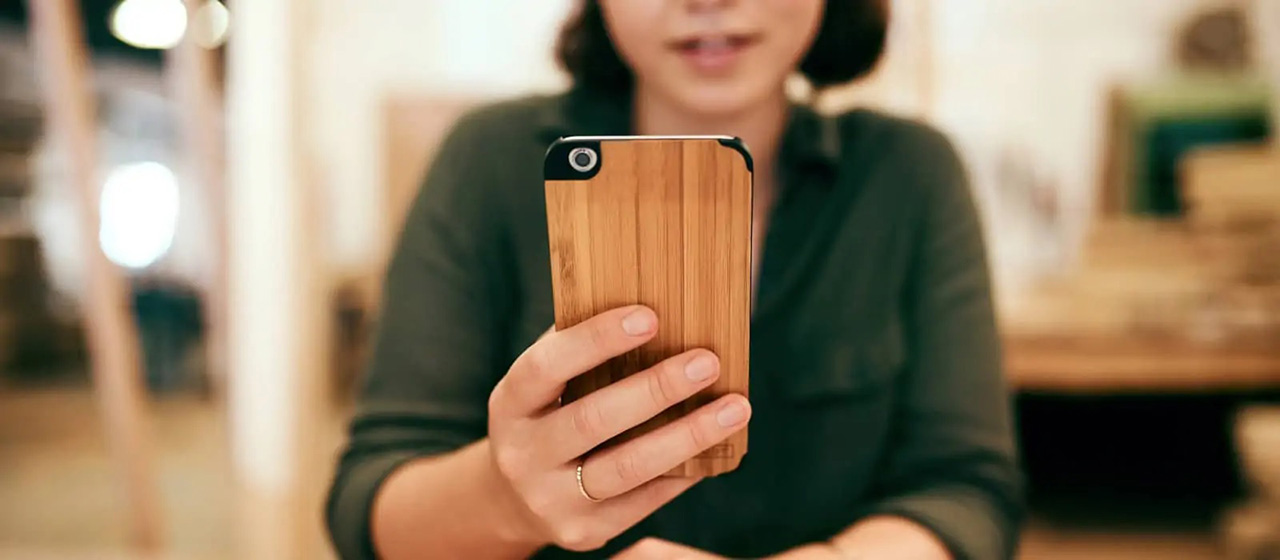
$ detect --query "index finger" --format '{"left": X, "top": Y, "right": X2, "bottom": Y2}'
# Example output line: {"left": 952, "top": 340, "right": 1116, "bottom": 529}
{"left": 493, "top": 305, "right": 657, "bottom": 417}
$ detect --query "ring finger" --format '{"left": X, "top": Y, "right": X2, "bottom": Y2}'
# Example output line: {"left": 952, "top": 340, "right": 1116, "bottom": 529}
{"left": 578, "top": 394, "right": 750, "bottom": 500}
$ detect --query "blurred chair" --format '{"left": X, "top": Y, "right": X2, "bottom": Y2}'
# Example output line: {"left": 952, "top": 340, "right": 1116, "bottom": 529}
{"left": 0, "top": 98, "right": 85, "bottom": 379}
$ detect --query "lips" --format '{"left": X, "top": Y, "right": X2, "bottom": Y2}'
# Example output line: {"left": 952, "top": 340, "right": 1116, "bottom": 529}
{"left": 668, "top": 33, "right": 761, "bottom": 74}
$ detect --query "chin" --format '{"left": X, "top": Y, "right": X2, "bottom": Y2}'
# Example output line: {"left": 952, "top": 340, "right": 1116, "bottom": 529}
{"left": 668, "top": 81, "right": 779, "bottom": 120}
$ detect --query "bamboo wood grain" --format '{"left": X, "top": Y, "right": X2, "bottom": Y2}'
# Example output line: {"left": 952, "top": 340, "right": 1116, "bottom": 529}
{"left": 546, "top": 139, "right": 751, "bottom": 477}
{"left": 29, "top": 0, "right": 163, "bottom": 549}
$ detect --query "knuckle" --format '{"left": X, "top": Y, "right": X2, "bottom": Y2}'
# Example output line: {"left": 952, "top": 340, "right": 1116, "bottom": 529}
{"left": 646, "top": 368, "right": 678, "bottom": 408}
{"left": 685, "top": 421, "right": 711, "bottom": 451}
{"left": 522, "top": 489, "right": 556, "bottom": 520}
{"left": 491, "top": 445, "right": 524, "bottom": 480}
{"left": 487, "top": 383, "right": 506, "bottom": 414}
{"left": 522, "top": 344, "right": 555, "bottom": 385}
{"left": 613, "top": 450, "right": 644, "bottom": 487}
{"left": 587, "top": 318, "right": 615, "bottom": 351}
{"left": 553, "top": 523, "right": 603, "bottom": 551}
{"left": 569, "top": 401, "right": 605, "bottom": 440}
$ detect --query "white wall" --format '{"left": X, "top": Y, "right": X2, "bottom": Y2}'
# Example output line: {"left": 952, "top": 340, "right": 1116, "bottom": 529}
{"left": 833, "top": 0, "right": 1273, "bottom": 297}
{"left": 304, "top": 0, "right": 572, "bottom": 273}
{"left": 930, "top": 0, "right": 1224, "bottom": 293}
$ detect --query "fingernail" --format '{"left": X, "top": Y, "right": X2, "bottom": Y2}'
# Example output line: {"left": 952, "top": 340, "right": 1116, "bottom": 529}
{"left": 684, "top": 354, "right": 717, "bottom": 382}
{"left": 621, "top": 308, "right": 655, "bottom": 336}
{"left": 716, "top": 400, "right": 749, "bottom": 427}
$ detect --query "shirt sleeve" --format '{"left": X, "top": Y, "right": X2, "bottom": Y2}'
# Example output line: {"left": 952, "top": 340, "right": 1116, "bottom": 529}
{"left": 325, "top": 109, "right": 515, "bottom": 560}
{"left": 860, "top": 125, "right": 1025, "bottom": 560}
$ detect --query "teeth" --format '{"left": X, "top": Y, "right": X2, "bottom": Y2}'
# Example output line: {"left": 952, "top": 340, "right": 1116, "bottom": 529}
{"left": 696, "top": 37, "right": 730, "bottom": 50}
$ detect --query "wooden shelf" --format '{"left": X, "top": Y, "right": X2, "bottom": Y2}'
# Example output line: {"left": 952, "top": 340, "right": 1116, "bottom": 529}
{"left": 1004, "top": 335, "right": 1280, "bottom": 394}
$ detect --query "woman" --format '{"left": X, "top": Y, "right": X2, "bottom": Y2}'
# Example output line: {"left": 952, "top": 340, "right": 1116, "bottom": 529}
{"left": 327, "top": 1, "right": 1022, "bottom": 558}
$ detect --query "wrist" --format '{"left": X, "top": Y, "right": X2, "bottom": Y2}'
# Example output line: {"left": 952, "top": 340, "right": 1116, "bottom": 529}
{"left": 477, "top": 440, "right": 547, "bottom": 549}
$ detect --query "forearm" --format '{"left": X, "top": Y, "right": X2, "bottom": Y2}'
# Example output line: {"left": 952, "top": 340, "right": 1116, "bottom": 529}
{"left": 371, "top": 440, "right": 544, "bottom": 559}
{"left": 766, "top": 516, "right": 949, "bottom": 560}
{"left": 829, "top": 515, "right": 951, "bottom": 559}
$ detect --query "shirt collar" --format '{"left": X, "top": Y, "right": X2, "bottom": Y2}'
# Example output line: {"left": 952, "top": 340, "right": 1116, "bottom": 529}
{"left": 537, "top": 87, "right": 840, "bottom": 185}
{"left": 779, "top": 102, "right": 841, "bottom": 182}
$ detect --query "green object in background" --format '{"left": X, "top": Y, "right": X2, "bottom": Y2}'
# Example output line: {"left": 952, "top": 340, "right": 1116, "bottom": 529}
{"left": 1119, "top": 74, "right": 1272, "bottom": 215}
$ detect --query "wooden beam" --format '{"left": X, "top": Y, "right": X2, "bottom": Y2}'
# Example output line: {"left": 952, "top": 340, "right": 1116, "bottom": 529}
{"left": 226, "top": 0, "right": 329, "bottom": 556}
{"left": 167, "top": 0, "right": 229, "bottom": 393}
{"left": 25, "top": 0, "right": 164, "bottom": 551}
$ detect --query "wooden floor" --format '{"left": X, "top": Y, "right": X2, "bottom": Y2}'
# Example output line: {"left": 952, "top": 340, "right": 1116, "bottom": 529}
{"left": 0, "top": 386, "right": 1226, "bottom": 559}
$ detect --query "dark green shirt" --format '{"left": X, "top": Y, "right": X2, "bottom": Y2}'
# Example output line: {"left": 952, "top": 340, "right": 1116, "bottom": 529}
{"left": 327, "top": 89, "right": 1023, "bottom": 560}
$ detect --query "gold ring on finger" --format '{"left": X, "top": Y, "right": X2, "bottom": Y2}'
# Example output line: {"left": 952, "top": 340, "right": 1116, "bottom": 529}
{"left": 576, "top": 460, "right": 605, "bottom": 503}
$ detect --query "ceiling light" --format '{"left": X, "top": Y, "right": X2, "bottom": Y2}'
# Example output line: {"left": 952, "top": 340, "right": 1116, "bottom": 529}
{"left": 109, "top": 0, "right": 188, "bottom": 50}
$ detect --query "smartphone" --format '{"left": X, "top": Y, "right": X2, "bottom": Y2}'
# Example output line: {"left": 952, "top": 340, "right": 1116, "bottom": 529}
{"left": 544, "top": 135, "right": 752, "bottom": 477}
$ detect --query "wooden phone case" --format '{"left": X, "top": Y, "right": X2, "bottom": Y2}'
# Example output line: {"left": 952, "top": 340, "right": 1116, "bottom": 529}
{"left": 544, "top": 136, "right": 752, "bottom": 477}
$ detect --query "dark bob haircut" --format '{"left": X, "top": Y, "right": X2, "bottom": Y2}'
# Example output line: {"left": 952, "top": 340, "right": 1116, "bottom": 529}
{"left": 556, "top": 0, "right": 890, "bottom": 93}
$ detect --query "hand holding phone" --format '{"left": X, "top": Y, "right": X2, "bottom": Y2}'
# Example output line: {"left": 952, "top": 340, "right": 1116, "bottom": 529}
{"left": 485, "top": 305, "right": 751, "bottom": 551}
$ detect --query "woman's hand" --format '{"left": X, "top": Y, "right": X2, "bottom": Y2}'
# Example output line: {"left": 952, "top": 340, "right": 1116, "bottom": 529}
{"left": 614, "top": 538, "right": 855, "bottom": 560}
{"left": 486, "top": 305, "right": 752, "bottom": 552}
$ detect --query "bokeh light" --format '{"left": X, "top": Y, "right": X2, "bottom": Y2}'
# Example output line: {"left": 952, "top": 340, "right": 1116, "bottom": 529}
{"left": 99, "top": 161, "right": 180, "bottom": 269}
{"left": 109, "top": 0, "right": 188, "bottom": 50}
{"left": 192, "top": 1, "right": 230, "bottom": 49}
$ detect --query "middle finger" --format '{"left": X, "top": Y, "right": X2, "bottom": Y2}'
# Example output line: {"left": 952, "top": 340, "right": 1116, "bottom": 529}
{"left": 538, "top": 349, "right": 721, "bottom": 464}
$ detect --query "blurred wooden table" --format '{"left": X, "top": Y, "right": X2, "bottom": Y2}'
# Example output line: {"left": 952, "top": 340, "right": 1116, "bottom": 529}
{"left": 1004, "top": 335, "right": 1280, "bottom": 393}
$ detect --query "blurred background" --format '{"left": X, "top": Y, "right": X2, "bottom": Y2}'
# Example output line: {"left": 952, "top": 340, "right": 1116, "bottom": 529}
{"left": 0, "top": 0, "right": 1277, "bottom": 558}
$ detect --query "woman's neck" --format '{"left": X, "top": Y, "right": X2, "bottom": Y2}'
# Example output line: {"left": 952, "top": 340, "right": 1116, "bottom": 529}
{"left": 632, "top": 87, "right": 788, "bottom": 185}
